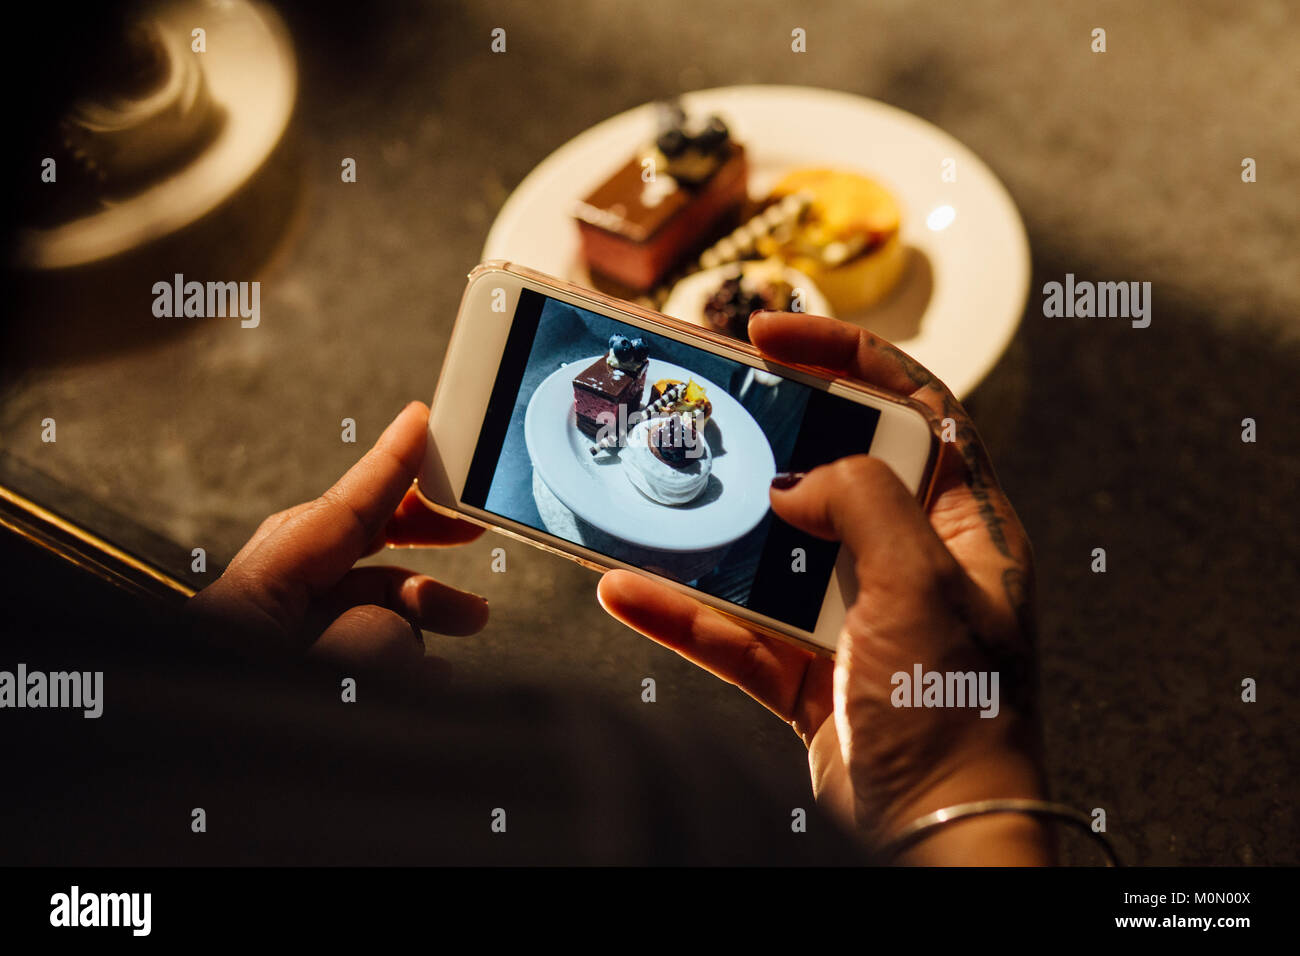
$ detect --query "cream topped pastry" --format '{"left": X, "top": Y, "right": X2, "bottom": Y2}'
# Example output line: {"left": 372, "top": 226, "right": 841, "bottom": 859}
{"left": 701, "top": 259, "right": 798, "bottom": 339}
{"left": 623, "top": 413, "right": 712, "bottom": 506}
{"left": 659, "top": 260, "right": 833, "bottom": 342}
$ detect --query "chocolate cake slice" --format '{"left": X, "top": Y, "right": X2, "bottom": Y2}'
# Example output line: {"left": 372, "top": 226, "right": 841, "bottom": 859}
{"left": 571, "top": 335, "right": 649, "bottom": 438}
{"left": 574, "top": 103, "right": 749, "bottom": 292}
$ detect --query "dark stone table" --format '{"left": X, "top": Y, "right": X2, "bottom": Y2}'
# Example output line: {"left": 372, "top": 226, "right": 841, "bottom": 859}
{"left": 2, "top": 0, "right": 1295, "bottom": 864}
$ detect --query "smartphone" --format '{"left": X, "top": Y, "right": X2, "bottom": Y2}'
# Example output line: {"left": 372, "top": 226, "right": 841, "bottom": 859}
{"left": 417, "top": 261, "right": 941, "bottom": 656}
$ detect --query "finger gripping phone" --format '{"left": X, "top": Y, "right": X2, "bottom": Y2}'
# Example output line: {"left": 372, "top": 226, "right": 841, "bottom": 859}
{"left": 418, "top": 261, "right": 939, "bottom": 656}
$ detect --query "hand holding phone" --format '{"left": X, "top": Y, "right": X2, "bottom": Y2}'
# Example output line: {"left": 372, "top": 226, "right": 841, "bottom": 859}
{"left": 600, "top": 310, "right": 1049, "bottom": 862}
{"left": 419, "top": 262, "right": 940, "bottom": 655}
{"left": 188, "top": 402, "right": 489, "bottom": 667}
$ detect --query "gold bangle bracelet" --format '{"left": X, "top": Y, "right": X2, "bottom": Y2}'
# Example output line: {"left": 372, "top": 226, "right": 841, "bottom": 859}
{"left": 879, "top": 798, "right": 1121, "bottom": 866}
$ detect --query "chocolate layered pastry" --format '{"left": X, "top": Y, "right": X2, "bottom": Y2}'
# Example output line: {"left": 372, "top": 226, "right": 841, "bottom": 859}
{"left": 571, "top": 334, "right": 650, "bottom": 437}
{"left": 574, "top": 103, "right": 749, "bottom": 292}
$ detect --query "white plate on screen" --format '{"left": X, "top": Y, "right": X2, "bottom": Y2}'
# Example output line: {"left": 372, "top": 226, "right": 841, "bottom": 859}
{"left": 523, "top": 357, "right": 776, "bottom": 553}
{"left": 484, "top": 85, "right": 1031, "bottom": 399}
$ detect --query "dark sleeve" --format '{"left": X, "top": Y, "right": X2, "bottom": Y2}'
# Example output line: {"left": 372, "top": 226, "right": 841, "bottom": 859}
{"left": 0, "top": 540, "right": 867, "bottom": 866}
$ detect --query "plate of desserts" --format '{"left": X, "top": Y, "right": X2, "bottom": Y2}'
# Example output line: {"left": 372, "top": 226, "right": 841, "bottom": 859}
{"left": 523, "top": 333, "right": 776, "bottom": 553}
{"left": 484, "top": 85, "right": 1031, "bottom": 399}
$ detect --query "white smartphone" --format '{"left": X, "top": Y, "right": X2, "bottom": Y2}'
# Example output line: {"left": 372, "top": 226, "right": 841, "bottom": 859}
{"left": 417, "top": 261, "right": 941, "bottom": 656}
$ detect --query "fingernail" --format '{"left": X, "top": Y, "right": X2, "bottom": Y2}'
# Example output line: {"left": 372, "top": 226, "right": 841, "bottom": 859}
{"left": 771, "top": 471, "right": 806, "bottom": 490}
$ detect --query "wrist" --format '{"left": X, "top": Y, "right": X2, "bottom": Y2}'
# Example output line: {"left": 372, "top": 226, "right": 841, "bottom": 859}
{"left": 889, "top": 808, "right": 1054, "bottom": 866}
{"left": 871, "top": 744, "right": 1054, "bottom": 865}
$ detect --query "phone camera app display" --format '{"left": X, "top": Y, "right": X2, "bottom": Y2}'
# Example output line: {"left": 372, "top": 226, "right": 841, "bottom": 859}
{"left": 462, "top": 290, "right": 881, "bottom": 631}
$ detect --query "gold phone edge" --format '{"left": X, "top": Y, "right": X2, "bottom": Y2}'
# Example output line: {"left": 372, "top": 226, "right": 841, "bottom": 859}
{"left": 427, "top": 260, "right": 948, "bottom": 659}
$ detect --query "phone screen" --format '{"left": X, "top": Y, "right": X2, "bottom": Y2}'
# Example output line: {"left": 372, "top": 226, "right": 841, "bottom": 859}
{"left": 460, "top": 288, "right": 880, "bottom": 632}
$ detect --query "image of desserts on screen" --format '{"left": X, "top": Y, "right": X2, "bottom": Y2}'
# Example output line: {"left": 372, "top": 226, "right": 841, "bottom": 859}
{"left": 571, "top": 100, "right": 910, "bottom": 336}
{"left": 485, "top": 299, "right": 802, "bottom": 603}
{"left": 576, "top": 333, "right": 716, "bottom": 507}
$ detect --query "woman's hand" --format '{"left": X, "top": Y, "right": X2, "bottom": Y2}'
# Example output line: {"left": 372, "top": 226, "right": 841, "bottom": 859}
{"left": 597, "top": 311, "right": 1050, "bottom": 863}
{"left": 187, "top": 402, "right": 488, "bottom": 671}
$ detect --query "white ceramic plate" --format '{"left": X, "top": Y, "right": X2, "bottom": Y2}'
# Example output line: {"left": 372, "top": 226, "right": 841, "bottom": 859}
{"left": 523, "top": 357, "right": 776, "bottom": 552}
{"left": 484, "top": 85, "right": 1031, "bottom": 399}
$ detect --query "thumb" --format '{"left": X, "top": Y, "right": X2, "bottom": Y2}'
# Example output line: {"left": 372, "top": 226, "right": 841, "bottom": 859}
{"left": 769, "top": 455, "right": 959, "bottom": 592}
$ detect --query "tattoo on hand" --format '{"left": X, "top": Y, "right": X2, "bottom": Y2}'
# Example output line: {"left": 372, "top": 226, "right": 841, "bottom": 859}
{"left": 874, "top": 338, "right": 1014, "bottom": 560}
